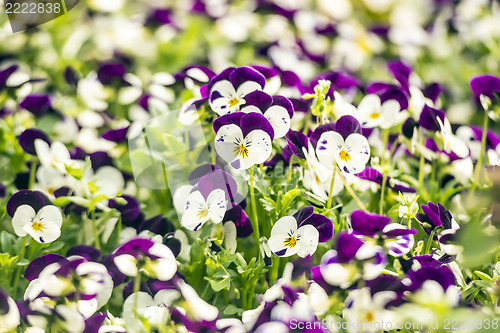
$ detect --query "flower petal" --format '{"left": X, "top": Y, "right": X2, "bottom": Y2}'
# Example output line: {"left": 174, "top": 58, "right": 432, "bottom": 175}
{"left": 214, "top": 124, "right": 245, "bottom": 167}
{"left": 206, "top": 189, "right": 227, "bottom": 223}
{"left": 37, "top": 205, "right": 63, "bottom": 228}
{"left": 296, "top": 224, "right": 319, "bottom": 258}
{"left": 12, "top": 204, "right": 35, "bottom": 237}
{"left": 316, "top": 131, "right": 344, "bottom": 167}
{"left": 264, "top": 105, "right": 291, "bottom": 138}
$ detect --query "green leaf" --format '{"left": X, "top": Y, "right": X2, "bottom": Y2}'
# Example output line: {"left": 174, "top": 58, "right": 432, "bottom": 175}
{"left": 43, "top": 241, "right": 65, "bottom": 253}
{"left": 260, "top": 197, "right": 276, "bottom": 212}
{"left": 206, "top": 276, "right": 231, "bottom": 291}
{"left": 223, "top": 305, "right": 244, "bottom": 316}
{"left": 474, "top": 271, "right": 492, "bottom": 282}
{"left": 279, "top": 189, "right": 301, "bottom": 216}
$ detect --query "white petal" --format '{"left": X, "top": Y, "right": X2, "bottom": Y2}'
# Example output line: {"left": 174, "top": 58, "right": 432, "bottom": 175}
{"left": 210, "top": 80, "right": 236, "bottom": 99}
{"left": 340, "top": 133, "right": 370, "bottom": 173}
{"left": 37, "top": 205, "right": 63, "bottom": 228}
{"left": 264, "top": 105, "right": 291, "bottom": 138}
{"left": 268, "top": 216, "right": 299, "bottom": 257}
{"left": 113, "top": 254, "right": 138, "bottom": 277}
{"left": 240, "top": 105, "right": 262, "bottom": 114}
{"left": 316, "top": 131, "right": 344, "bottom": 167}
{"left": 214, "top": 124, "right": 245, "bottom": 167}
{"left": 379, "top": 100, "right": 400, "bottom": 129}
{"left": 94, "top": 166, "right": 125, "bottom": 198}
{"left": 357, "top": 95, "right": 381, "bottom": 116}
{"left": 34, "top": 139, "right": 51, "bottom": 168}
{"left": 173, "top": 185, "right": 194, "bottom": 214}
{"left": 181, "top": 191, "right": 209, "bottom": 230}
{"left": 235, "top": 81, "right": 262, "bottom": 97}
{"left": 206, "top": 189, "right": 227, "bottom": 223}
{"left": 296, "top": 224, "right": 319, "bottom": 258}
{"left": 55, "top": 305, "right": 85, "bottom": 333}
{"left": 25, "top": 221, "right": 61, "bottom": 243}
{"left": 271, "top": 216, "right": 298, "bottom": 237}
{"left": 149, "top": 258, "right": 177, "bottom": 281}
{"left": 223, "top": 221, "right": 237, "bottom": 253}
{"left": 11, "top": 204, "right": 35, "bottom": 237}
{"left": 240, "top": 129, "right": 272, "bottom": 169}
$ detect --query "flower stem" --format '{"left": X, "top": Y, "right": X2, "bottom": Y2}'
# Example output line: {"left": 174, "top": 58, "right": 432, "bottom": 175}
{"left": 471, "top": 111, "right": 489, "bottom": 194}
{"left": 379, "top": 174, "right": 388, "bottom": 215}
{"left": 90, "top": 208, "right": 101, "bottom": 250}
{"left": 11, "top": 236, "right": 27, "bottom": 299}
{"left": 133, "top": 271, "right": 141, "bottom": 314}
{"left": 269, "top": 255, "right": 280, "bottom": 286}
{"left": 28, "top": 158, "right": 37, "bottom": 190}
{"left": 334, "top": 164, "right": 367, "bottom": 211}
{"left": 249, "top": 166, "right": 260, "bottom": 246}
{"left": 326, "top": 167, "right": 336, "bottom": 210}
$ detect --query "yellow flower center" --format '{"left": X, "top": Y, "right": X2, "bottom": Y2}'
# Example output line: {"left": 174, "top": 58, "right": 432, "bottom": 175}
{"left": 234, "top": 143, "right": 249, "bottom": 158}
{"left": 228, "top": 97, "right": 240, "bottom": 107}
{"left": 32, "top": 221, "right": 44, "bottom": 232}
{"left": 197, "top": 208, "right": 209, "bottom": 220}
{"left": 364, "top": 311, "right": 375, "bottom": 322}
{"left": 369, "top": 112, "right": 380, "bottom": 119}
{"left": 284, "top": 236, "right": 297, "bottom": 248}
{"left": 339, "top": 150, "right": 351, "bottom": 162}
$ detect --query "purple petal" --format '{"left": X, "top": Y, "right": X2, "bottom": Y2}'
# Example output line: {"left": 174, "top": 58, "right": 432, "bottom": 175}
{"left": 198, "top": 169, "right": 238, "bottom": 201}
{"left": 300, "top": 213, "right": 333, "bottom": 243}
{"left": 366, "top": 82, "right": 394, "bottom": 95}
{"left": 139, "top": 214, "right": 175, "bottom": 236}
{"left": 408, "top": 265, "right": 455, "bottom": 291}
{"left": 102, "top": 127, "right": 129, "bottom": 142}
{"left": 419, "top": 105, "right": 445, "bottom": 132}
{"left": 164, "top": 235, "right": 181, "bottom": 257}
{"left": 19, "top": 94, "right": 52, "bottom": 117}
{"left": 336, "top": 232, "right": 364, "bottom": 263}
{"left": 384, "top": 226, "right": 418, "bottom": 238}
{"left": 89, "top": 152, "right": 113, "bottom": 170}
{"left": 64, "top": 66, "right": 79, "bottom": 87}
{"left": 240, "top": 112, "right": 274, "bottom": 140}
{"left": 423, "top": 83, "right": 443, "bottom": 103}
{"left": 251, "top": 65, "right": 278, "bottom": 79}
{"left": 25, "top": 253, "right": 67, "bottom": 281}
{"left": 207, "top": 67, "right": 234, "bottom": 92}
{"left": 0, "top": 65, "right": 18, "bottom": 90}
{"left": 280, "top": 70, "right": 302, "bottom": 87}
{"left": 380, "top": 88, "right": 408, "bottom": 111}
{"left": 271, "top": 95, "right": 294, "bottom": 118}
{"left": 334, "top": 115, "right": 362, "bottom": 140}
{"left": 293, "top": 206, "right": 314, "bottom": 224}
{"left": 67, "top": 245, "right": 102, "bottom": 261}
{"left": 84, "top": 312, "right": 107, "bottom": 333}
{"left": 223, "top": 204, "right": 253, "bottom": 237}
{"left": 213, "top": 112, "right": 244, "bottom": 134}
{"left": 188, "top": 164, "right": 222, "bottom": 185}
{"left": 309, "top": 123, "right": 336, "bottom": 149}
{"left": 7, "top": 189, "right": 46, "bottom": 217}
{"left": 97, "top": 63, "right": 126, "bottom": 85}
{"left": 351, "top": 210, "right": 390, "bottom": 237}
{"left": 0, "top": 288, "right": 10, "bottom": 314}
{"left": 470, "top": 74, "right": 500, "bottom": 100}
{"left": 18, "top": 128, "right": 50, "bottom": 155}
{"left": 109, "top": 195, "right": 141, "bottom": 225}
{"left": 388, "top": 61, "right": 412, "bottom": 92}
{"left": 230, "top": 66, "right": 266, "bottom": 90}
{"left": 242, "top": 91, "right": 272, "bottom": 112}
{"left": 285, "top": 130, "right": 309, "bottom": 159}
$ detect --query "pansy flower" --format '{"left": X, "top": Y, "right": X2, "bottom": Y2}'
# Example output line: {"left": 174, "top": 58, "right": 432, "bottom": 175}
{"left": 268, "top": 207, "right": 333, "bottom": 257}
{"left": 286, "top": 130, "right": 344, "bottom": 200}
{"left": 356, "top": 94, "right": 400, "bottom": 129}
{"left": 113, "top": 238, "right": 177, "bottom": 281}
{"left": 34, "top": 139, "right": 72, "bottom": 174}
{"left": 315, "top": 232, "right": 387, "bottom": 289}
{"left": 208, "top": 67, "right": 266, "bottom": 115}
{"left": 213, "top": 112, "right": 274, "bottom": 170}
{"left": 350, "top": 210, "right": 417, "bottom": 257}
{"left": 0, "top": 287, "right": 20, "bottom": 331}
{"left": 315, "top": 115, "right": 371, "bottom": 173}
{"left": 240, "top": 91, "right": 294, "bottom": 138}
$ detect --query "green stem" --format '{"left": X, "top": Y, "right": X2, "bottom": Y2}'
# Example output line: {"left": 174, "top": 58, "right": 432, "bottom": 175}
{"left": 28, "top": 159, "right": 37, "bottom": 190}
{"left": 471, "top": 111, "right": 489, "bottom": 193}
{"left": 326, "top": 167, "right": 336, "bottom": 210}
{"left": 11, "top": 237, "right": 27, "bottom": 299}
{"left": 379, "top": 174, "right": 388, "bottom": 215}
{"left": 381, "top": 128, "right": 390, "bottom": 165}
{"left": 133, "top": 271, "right": 141, "bottom": 314}
{"left": 249, "top": 166, "right": 260, "bottom": 246}
{"left": 334, "top": 164, "right": 368, "bottom": 211}
{"left": 90, "top": 208, "right": 101, "bottom": 250}
{"left": 426, "top": 230, "right": 435, "bottom": 254}
{"left": 269, "top": 255, "right": 280, "bottom": 286}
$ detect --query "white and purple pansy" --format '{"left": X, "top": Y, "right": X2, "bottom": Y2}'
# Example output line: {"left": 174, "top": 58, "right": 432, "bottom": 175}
{"left": 316, "top": 232, "right": 387, "bottom": 289}
{"left": 240, "top": 91, "right": 294, "bottom": 138}
{"left": 315, "top": 115, "right": 371, "bottom": 174}
{"left": 113, "top": 238, "right": 177, "bottom": 281}
{"left": 356, "top": 93, "right": 400, "bottom": 129}
{"left": 208, "top": 66, "right": 266, "bottom": 115}
{"left": 350, "top": 210, "right": 417, "bottom": 257}
{"left": 213, "top": 112, "right": 274, "bottom": 170}
{"left": 0, "top": 287, "right": 20, "bottom": 331}
{"left": 285, "top": 130, "right": 344, "bottom": 200}
{"left": 7, "top": 190, "right": 62, "bottom": 244}
{"left": 268, "top": 207, "right": 333, "bottom": 257}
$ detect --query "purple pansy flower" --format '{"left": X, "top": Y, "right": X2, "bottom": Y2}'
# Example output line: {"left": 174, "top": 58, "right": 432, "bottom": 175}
{"left": 19, "top": 94, "right": 52, "bottom": 117}
{"left": 208, "top": 66, "right": 266, "bottom": 115}
{"left": 268, "top": 206, "right": 333, "bottom": 257}
{"left": 213, "top": 112, "right": 274, "bottom": 170}
{"left": 240, "top": 91, "right": 294, "bottom": 138}
{"left": 315, "top": 116, "right": 371, "bottom": 173}
{"left": 350, "top": 210, "right": 417, "bottom": 257}
{"left": 315, "top": 232, "right": 387, "bottom": 288}
{"left": 355, "top": 167, "right": 416, "bottom": 193}
{"left": 470, "top": 74, "right": 500, "bottom": 101}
